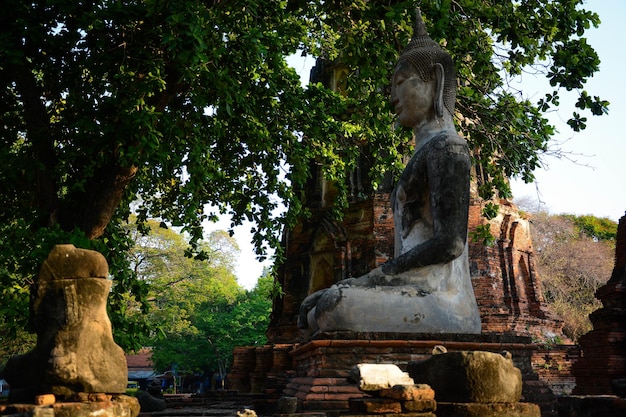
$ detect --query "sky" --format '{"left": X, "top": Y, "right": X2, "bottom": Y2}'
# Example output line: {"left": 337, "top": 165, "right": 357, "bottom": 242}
{"left": 510, "top": 0, "right": 626, "bottom": 222}
{"left": 215, "top": 0, "right": 626, "bottom": 289}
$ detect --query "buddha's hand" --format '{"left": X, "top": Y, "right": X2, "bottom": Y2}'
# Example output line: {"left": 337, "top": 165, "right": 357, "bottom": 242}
{"left": 336, "top": 267, "right": 385, "bottom": 287}
{"left": 298, "top": 290, "right": 324, "bottom": 329}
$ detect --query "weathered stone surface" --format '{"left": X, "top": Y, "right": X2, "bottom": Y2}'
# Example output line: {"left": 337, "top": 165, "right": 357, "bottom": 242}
{"left": 304, "top": 280, "right": 481, "bottom": 335}
{"left": 135, "top": 390, "right": 167, "bottom": 412}
{"left": 274, "top": 414, "right": 325, "bottom": 417}
{"left": 4, "top": 245, "right": 128, "bottom": 402}
{"left": 402, "top": 399, "right": 437, "bottom": 413}
{"left": 343, "top": 413, "right": 436, "bottom": 417}
{"left": 74, "top": 393, "right": 112, "bottom": 403}
{"left": 349, "top": 364, "right": 414, "bottom": 391}
{"left": 408, "top": 351, "right": 522, "bottom": 403}
{"left": 35, "top": 394, "right": 56, "bottom": 406}
{"left": 39, "top": 244, "right": 109, "bottom": 280}
{"left": 379, "top": 384, "right": 434, "bottom": 401}
{"left": 349, "top": 398, "right": 402, "bottom": 414}
{"left": 557, "top": 395, "right": 626, "bottom": 417}
{"left": 0, "top": 396, "right": 139, "bottom": 417}
{"left": 435, "top": 402, "right": 540, "bottom": 417}
{"left": 277, "top": 396, "right": 298, "bottom": 414}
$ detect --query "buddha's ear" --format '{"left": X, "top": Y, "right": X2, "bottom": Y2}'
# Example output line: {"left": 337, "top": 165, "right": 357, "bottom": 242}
{"left": 433, "top": 63, "right": 445, "bottom": 118}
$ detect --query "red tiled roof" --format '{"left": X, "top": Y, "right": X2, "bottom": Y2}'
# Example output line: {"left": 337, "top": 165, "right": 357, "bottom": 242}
{"left": 125, "top": 348, "right": 153, "bottom": 370}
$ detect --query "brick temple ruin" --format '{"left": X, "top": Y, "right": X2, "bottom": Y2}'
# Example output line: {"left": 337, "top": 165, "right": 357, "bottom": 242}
{"left": 226, "top": 60, "right": 624, "bottom": 416}
{"left": 265, "top": 58, "right": 567, "bottom": 347}
{"left": 228, "top": 180, "right": 578, "bottom": 415}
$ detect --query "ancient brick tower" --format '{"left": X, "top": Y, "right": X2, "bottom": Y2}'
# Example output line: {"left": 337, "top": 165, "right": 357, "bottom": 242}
{"left": 572, "top": 212, "right": 626, "bottom": 395}
{"left": 266, "top": 59, "right": 565, "bottom": 344}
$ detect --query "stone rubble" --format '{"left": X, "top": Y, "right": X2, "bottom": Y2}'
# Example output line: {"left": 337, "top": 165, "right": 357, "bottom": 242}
{"left": 347, "top": 364, "right": 436, "bottom": 417}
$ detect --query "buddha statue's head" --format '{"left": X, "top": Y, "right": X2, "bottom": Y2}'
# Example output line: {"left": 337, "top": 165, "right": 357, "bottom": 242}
{"left": 394, "top": 9, "right": 457, "bottom": 119}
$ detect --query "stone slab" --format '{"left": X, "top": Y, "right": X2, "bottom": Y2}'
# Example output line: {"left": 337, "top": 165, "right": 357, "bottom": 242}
{"left": 0, "top": 396, "right": 139, "bottom": 417}
{"left": 379, "top": 384, "right": 434, "bottom": 401}
{"left": 435, "top": 402, "right": 540, "bottom": 417}
{"left": 407, "top": 351, "right": 522, "bottom": 403}
{"left": 349, "top": 398, "right": 402, "bottom": 414}
{"left": 341, "top": 413, "right": 436, "bottom": 417}
{"left": 557, "top": 395, "right": 626, "bottom": 417}
{"left": 349, "top": 364, "right": 414, "bottom": 391}
{"left": 401, "top": 400, "right": 437, "bottom": 413}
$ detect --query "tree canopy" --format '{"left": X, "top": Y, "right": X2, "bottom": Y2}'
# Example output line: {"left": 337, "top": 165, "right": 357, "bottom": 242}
{"left": 0, "top": 0, "right": 608, "bottom": 342}
{"left": 121, "top": 219, "right": 272, "bottom": 371}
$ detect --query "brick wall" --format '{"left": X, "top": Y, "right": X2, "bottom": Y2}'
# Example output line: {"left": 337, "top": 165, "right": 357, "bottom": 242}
{"left": 572, "top": 213, "right": 626, "bottom": 395}
{"left": 268, "top": 195, "right": 567, "bottom": 344}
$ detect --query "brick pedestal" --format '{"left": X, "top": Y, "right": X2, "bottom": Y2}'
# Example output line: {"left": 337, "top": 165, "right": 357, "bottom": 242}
{"left": 281, "top": 333, "right": 548, "bottom": 414}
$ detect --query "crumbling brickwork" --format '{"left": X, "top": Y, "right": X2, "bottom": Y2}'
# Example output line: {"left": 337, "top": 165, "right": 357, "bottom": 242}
{"left": 467, "top": 198, "right": 565, "bottom": 339}
{"left": 267, "top": 194, "right": 567, "bottom": 343}
{"left": 572, "top": 212, "right": 626, "bottom": 395}
{"left": 267, "top": 194, "right": 394, "bottom": 343}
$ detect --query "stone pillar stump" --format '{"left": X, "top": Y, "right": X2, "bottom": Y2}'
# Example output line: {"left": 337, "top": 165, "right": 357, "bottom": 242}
{"left": 4, "top": 244, "right": 129, "bottom": 403}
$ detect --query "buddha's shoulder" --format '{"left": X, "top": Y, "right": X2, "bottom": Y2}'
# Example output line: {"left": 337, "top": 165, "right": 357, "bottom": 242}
{"left": 426, "top": 131, "right": 468, "bottom": 151}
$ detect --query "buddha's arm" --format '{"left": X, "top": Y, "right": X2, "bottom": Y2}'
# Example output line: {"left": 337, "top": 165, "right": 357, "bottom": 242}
{"left": 382, "top": 140, "right": 470, "bottom": 276}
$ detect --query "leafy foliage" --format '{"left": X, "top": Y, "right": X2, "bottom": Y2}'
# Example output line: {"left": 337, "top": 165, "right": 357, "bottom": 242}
{"left": 562, "top": 214, "right": 617, "bottom": 241}
{"left": 0, "top": 0, "right": 608, "bottom": 342}
{"left": 125, "top": 219, "right": 272, "bottom": 373}
{"left": 191, "top": 273, "right": 275, "bottom": 373}
{"left": 149, "top": 273, "right": 274, "bottom": 373}
{"left": 528, "top": 211, "right": 615, "bottom": 341}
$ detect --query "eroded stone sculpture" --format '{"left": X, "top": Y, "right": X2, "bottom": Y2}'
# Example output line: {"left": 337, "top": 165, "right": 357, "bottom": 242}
{"left": 407, "top": 351, "right": 522, "bottom": 403}
{"left": 4, "top": 244, "right": 128, "bottom": 402}
{"left": 298, "top": 10, "right": 481, "bottom": 337}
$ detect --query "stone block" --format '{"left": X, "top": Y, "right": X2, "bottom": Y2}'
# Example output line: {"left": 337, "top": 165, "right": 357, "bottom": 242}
{"left": 402, "top": 399, "right": 437, "bottom": 413}
{"left": 349, "top": 364, "right": 414, "bottom": 391}
{"left": 35, "top": 394, "right": 56, "bottom": 405}
{"left": 408, "top": 351, "right": 522, "bottom": 403}
{"left": 274, "top": 414, "right": 325, "bottom": 417}
{"left": 277, "top": 396, "right": 298, "bottom": 414}
{"left": 301, "top": 400, "right": 350, "bottom": 410}
{"left": 0, "top": 396, "right": 139, "bottom": 417}
{"left": 75, "top": 393, "right": 112, "bottom": 402}
{"left": 379, "top": 384, "right": 434, "bottom": 401}
{"left": 135, "top": 390, "right": 166, "bottom": 412}
{"left": 436, "top": 402, "right": 540, "bottom": 417}
{"left": 557, "top": 395, "right": 626, "bottom": 417}
{"left": 38, "top": 244, "right": 109, "bottom": 280}
{"left": 343, "top": 413, "right": 436, "bottom": 417}
{"left": 4, "top": 245, "right": 128, "bottom": 402}
{"left": 349, "top": 398, "right": 402, "bottom": 414}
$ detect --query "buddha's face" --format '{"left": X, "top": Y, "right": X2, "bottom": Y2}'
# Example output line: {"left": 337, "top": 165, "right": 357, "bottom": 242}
{"left": 390, "top": 61, "right": 436, "bottom": 128}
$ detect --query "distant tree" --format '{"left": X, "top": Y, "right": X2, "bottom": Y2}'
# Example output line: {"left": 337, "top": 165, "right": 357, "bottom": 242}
{"left": 124, "top": 219, "right": 242, "bottom": 351}
{"left": 562, "top": 214, "right": 618, "bottom": 241}
{"left": 125, "top": 219, "right": 272, "bottom": 373}
{"left": 528, "top": 211, "right": 615, "bottom": 341}
{"left": 195, "top": 272, "right": 276, "bottom": 374}
{"left": 150, "top": 272, "right": 275, "bottom": 374}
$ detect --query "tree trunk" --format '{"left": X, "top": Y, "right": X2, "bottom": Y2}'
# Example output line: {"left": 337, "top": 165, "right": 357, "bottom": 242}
{"left": 56, "top": 163, "right": 138, "bottom": 239}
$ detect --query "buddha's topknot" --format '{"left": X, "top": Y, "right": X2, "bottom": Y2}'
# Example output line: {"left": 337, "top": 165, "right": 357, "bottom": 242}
{"left": 396, "top": 8, "right": 457, "bottom": 116}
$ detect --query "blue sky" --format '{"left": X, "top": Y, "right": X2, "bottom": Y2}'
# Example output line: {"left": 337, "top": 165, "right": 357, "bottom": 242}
{"left": 511, "top": 0, "right": 626, "bottom": 221}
